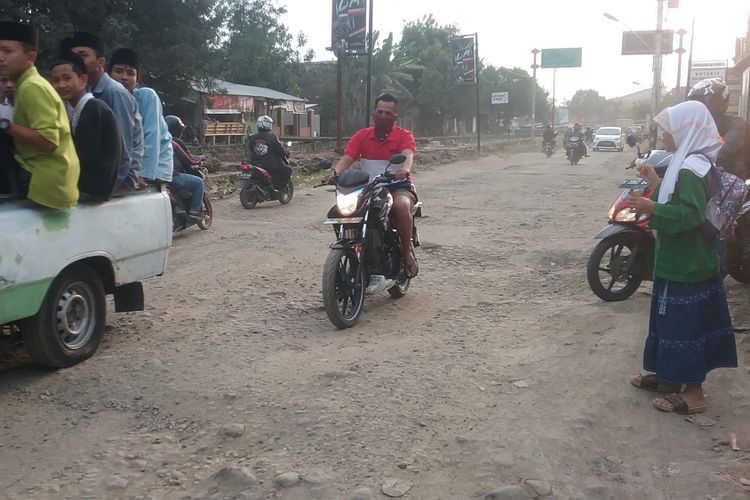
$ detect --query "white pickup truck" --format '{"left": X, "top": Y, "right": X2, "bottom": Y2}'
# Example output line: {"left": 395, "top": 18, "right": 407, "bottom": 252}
{"left": 0, "top": 189, "right": 172, "bottom": 367}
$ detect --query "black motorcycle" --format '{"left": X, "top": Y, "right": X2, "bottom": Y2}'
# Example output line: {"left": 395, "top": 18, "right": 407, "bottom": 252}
{"left": 238, "top": 142, "right": 294, "bottom": 209}
{"left": 169, "top": 164, "right": 213, "bottom": 233}
{"left": 317, "top": 155, "right": 422, "bottom": 329}
{"left": 543, "top": 140, "right": 555, "bottom": 158}
{"left": 566, "top": 136, "right": 584, "bottom": 165}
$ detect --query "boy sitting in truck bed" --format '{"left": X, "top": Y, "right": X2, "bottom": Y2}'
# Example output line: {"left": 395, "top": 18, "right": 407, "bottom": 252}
{"left": 0, "top": 22, "right": 79, "bottom": 209}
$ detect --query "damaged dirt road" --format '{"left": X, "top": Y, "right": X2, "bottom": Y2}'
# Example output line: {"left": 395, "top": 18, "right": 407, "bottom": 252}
{"left": 1, "top": 149, "right": 749, "bottom": 500}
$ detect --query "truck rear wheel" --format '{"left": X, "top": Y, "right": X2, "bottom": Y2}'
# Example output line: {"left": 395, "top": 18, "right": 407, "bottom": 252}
{"left": 21, "top": 265, "right": 106, "bottom": 368}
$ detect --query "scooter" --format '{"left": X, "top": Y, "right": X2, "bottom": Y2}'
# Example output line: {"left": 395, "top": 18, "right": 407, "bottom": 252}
{"left": 238, "top": 142, "right": 294, "bottom": 209}
{"left": 567, "top": 136, "right": 584, "bottom": 165}
{"left": 586, "top": 136, "right": 671, "bottom": 301}
{"left": 169, "top": 164, "right": 213, "bottom": 233}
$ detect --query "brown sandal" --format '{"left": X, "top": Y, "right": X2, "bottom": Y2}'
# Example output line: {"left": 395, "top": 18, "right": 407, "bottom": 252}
{"left": 630, "top": 374, "right": 681, "bottom": 393}
{"left": 653, "top": 393, "right": 706, "bottom": 415}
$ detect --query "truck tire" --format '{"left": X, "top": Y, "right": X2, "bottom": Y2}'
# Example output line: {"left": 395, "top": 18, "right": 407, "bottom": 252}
{"left": 21, "top": 264, "right": 106, "bottom": 368}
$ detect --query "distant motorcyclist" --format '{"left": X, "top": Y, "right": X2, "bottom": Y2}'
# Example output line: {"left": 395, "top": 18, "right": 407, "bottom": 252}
{"left": 585, "top": 126, "right": 594, "bottom": 143}
{"left": 246, "top": 115, "right": 291, "bottom": 190}
{"left": 542, "top": 124, "right": 557, "bottom": 144}
{"left": 687, "top": 78, "right": 746, "bottom": 179}
{"left": 564, "top": 123, "right": 588, "bottom": 157}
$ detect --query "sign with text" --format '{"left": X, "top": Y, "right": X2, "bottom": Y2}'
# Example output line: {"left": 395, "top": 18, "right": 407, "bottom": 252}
{"left": 541, "top": 48, "right": 582, "bottom": 68}
{"left": 331, "top": 0, "right": 367, "bottom": 52}
{"left": 491, "top": 92, "right": 509, "bottom": 104}
{"left": 689, "top": 60, "right": 728, "bottom": 87}
{"left": 453, "top": 36, "right": 477, "bottom": 84}
{"left": 621, "top": 30, "right": 674, "bottom": 55}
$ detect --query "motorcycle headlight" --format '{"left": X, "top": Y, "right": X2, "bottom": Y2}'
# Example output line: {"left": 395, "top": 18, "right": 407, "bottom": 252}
{"left": 336, "top": 188, "right": 363, "bottom": 216}
{"left": 614, "top": 210, "right": 637, "bottom": 222}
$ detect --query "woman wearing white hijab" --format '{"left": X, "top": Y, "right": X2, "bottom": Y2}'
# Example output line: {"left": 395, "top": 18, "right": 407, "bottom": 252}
{"left": 627, "top": 100, "right": 737, "bottom": 415}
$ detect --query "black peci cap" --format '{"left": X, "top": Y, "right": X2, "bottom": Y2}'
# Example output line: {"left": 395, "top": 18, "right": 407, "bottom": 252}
{"left": 109, "top": 48, "right": 139, "bottom": 71}
{"left": 0, "top": 22, "right": 38, "bottom": 48}
{"left": 53, "top": 51, "right": 87, "bottom": 75}
{"left": 66, "top": 31, "right": 106, "bottom": 55}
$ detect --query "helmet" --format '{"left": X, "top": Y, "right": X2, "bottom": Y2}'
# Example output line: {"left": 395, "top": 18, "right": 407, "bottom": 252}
{"left": 165, "top": 115, "right": 186, "bottom": 138}
{"left": 687, "top": 78, "right": 729, "bottom": 118}
{"left": 257, "top": 115, "right": 273, "bottom": 131}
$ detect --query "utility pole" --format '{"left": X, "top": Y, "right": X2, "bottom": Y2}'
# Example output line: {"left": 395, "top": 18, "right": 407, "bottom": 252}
{"left": 551, "top": 68, "right": 557, "bottom": 129}
{"left": 675, "top": 28, "right": 687, "bottom": 98}
{"left": 651, "top": 0, "right": 665, "bottom": 125}
{"left": 475, "top": 33, "right": 481, "bottom": 153}
{"left": 365, "top": 0, "right": 374, "bottom": 127}
{"left": 685, "top": 18, "right": 695, "bottom": 98}
{"left": 531, "top": 48, "right": 539, "bottom": 139}
{"left": 336, "top": 50, "right": 344, "bottom": 153}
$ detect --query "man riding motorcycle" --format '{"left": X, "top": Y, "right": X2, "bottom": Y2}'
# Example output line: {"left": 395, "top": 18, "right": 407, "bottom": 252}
{"left": 165, "top": 115, "right": 205, "bottom": 219}
{"left": 245, "top": 115, "right": 292, "bottom": 190}
{"left": 543, "top": 124, "right": 557, "bottom": 145}
{"left": 325, "top": 93, "right": 419, "bottom": 278}
{"left": 687, "top": 78, "right": 746, "bottom": 179}
{"left": 564, "top": 122, "right": 588, "bottom": 158}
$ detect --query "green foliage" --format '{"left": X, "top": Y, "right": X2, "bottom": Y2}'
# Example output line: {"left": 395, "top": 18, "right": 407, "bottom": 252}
{"left": 568, "top": 89, "right": 608, "bottom": 123}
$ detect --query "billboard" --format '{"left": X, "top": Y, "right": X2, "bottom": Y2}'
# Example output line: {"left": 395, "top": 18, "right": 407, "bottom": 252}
{"left": 621, "top": 31, "right": 674, "bottom": 55}
{"left": 541, "top": 48, "right": 582, "bottom": 68}
{"left": 331, "top": 0, "right": 367, "bottom": 52}
{"left": 453, "top": 36, "right": 477, "bottom": 84}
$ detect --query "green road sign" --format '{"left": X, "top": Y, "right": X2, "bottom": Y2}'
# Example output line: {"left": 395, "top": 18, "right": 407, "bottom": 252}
{"left": 541, "top": 48, "right": 582, "bottom": 68}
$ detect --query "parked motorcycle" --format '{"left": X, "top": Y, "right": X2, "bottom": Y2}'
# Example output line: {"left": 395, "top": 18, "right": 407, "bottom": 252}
{"left": 169, "top": 164, "right": 213, "bottom": 233}
{"left": 543, "top": 140, "right": 555, "bottom": 158}
{"left": 239, "top": 141, "right": 294, "bottom": 209}
{"left": 726, "top": 191, "right": 750, "bottom": 283}
{"left": 586, "top": 136, "right": 671, "bottom": 301}
{"left": 567, "top": 136, "right": 584, "bottom": 165}
{"left": 317, "top": 156, "right": 422, "bottom": 329}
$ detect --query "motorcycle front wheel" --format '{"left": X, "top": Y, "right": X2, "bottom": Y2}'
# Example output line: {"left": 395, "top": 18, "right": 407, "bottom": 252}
{"left": 197, "top": 196, "right": 213, "bottom": 230}
{"left": 586, "top": 234, "right": 643, "bottom": 301}
{"left": 322, "top": 248, "right": 365, "bottom": 329}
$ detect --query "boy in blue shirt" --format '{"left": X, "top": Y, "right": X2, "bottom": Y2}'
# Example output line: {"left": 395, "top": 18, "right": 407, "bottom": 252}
{"left": 108, "top": 48, "right": 173, "bottom": 183}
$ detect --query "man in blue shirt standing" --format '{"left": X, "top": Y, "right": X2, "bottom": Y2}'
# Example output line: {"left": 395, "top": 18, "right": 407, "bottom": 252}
{"left": 64, "top": 32, "right": 143, "bottom": 191}
{"left": 108, "top": 48, "right": 172, "bottom": 183}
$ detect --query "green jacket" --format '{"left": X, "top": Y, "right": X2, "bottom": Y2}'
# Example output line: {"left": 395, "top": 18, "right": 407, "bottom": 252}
{"left": 650, "top": 170, "right": 719, "bottom": 282}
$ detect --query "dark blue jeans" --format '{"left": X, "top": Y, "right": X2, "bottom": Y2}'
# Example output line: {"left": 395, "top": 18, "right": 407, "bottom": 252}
{"left": 171, "top": 172, "right": 204, "bottom": 212}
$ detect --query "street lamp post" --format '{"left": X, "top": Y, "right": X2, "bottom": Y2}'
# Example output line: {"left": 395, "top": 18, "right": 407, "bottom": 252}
{"left": 652, "top": 0, "right": 665, "bottom": 129}
{"left": 675, "top": 28, "right": 687, "bottom": 97}
{"left": 531, "top": 48, "right": 539, "bottom": 139}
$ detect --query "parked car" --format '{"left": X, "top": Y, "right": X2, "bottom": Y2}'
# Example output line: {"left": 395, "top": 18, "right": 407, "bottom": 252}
{"left": 0, "top": 189, "right": 172, "bottom": 368}
{"left": 592, "top": 127, "right": 624, "bottom": 152}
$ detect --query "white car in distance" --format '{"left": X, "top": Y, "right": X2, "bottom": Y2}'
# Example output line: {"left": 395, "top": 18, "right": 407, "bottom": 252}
{"left": 593, "top": 127, "right": 624, "bottom": 152}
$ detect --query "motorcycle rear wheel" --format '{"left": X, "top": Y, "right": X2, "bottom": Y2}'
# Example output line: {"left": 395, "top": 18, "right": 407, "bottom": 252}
{"left": 322, "top": 248, "right": 365, "bottom": 329}
{"left": 587, "top": 234, "right": 643, "bottom": 301}
{"left": 279, "top": 181, "right": 294, "bottom": 205}
{"left": 240, "top": 185, "right": 259, "bottom": 209}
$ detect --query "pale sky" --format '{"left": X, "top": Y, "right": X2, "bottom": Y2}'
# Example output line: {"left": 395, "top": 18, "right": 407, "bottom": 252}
{"left": 282, "top": 0, "right": 750, "bottom": 103}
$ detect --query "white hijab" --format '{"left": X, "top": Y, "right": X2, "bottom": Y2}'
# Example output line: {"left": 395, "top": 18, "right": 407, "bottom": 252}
{"left": 653, "top": 100, "right": 722, "bottom": 204}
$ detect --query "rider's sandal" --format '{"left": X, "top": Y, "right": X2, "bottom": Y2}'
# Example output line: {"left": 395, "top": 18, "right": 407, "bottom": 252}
{"left": 630, "top": 373, "right": 681, "bottom": 394}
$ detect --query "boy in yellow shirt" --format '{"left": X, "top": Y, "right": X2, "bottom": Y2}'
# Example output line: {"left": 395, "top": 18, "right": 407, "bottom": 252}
{"left": 0, "top": 22, "right": 79, "bottom": 209}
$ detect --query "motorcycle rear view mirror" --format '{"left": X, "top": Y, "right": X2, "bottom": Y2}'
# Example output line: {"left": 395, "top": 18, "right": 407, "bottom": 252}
{"left": 318, "top": 159, "right": 333, "bottom": 170}
{"left": 390, "top": 154, "right": 407, "bottom": 165}
{"left": 626, "top": 134, "right": 638, "bottom": 148}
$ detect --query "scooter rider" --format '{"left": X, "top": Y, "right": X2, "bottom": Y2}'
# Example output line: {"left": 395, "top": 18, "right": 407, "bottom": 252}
{"left": 246, "top": 115, "right": 291, "bottom": 190}
{"left": 165, "top": 115, "right": 205, "bottom": 219}
{"left": 543, "top": 124, "right": 557, "bottom": 145}
{"left": 564, "top": 123, "right": 588, "bottom": 157}
{"left": 687, "top": 78, "right": 746, "bottom": 179}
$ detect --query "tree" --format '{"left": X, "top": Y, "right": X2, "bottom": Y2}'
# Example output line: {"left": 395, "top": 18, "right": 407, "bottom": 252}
{"left": 0, "top": 0, "right": 225, "bottom": 105}
{"left": 568, "top": 89, "right": 608, "bottom": 123}
{"left": 480, "top": 66, "right": 549, "bottom": 130}
{"left": 219, "top": 0, "right": 303, "bottom": 94}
